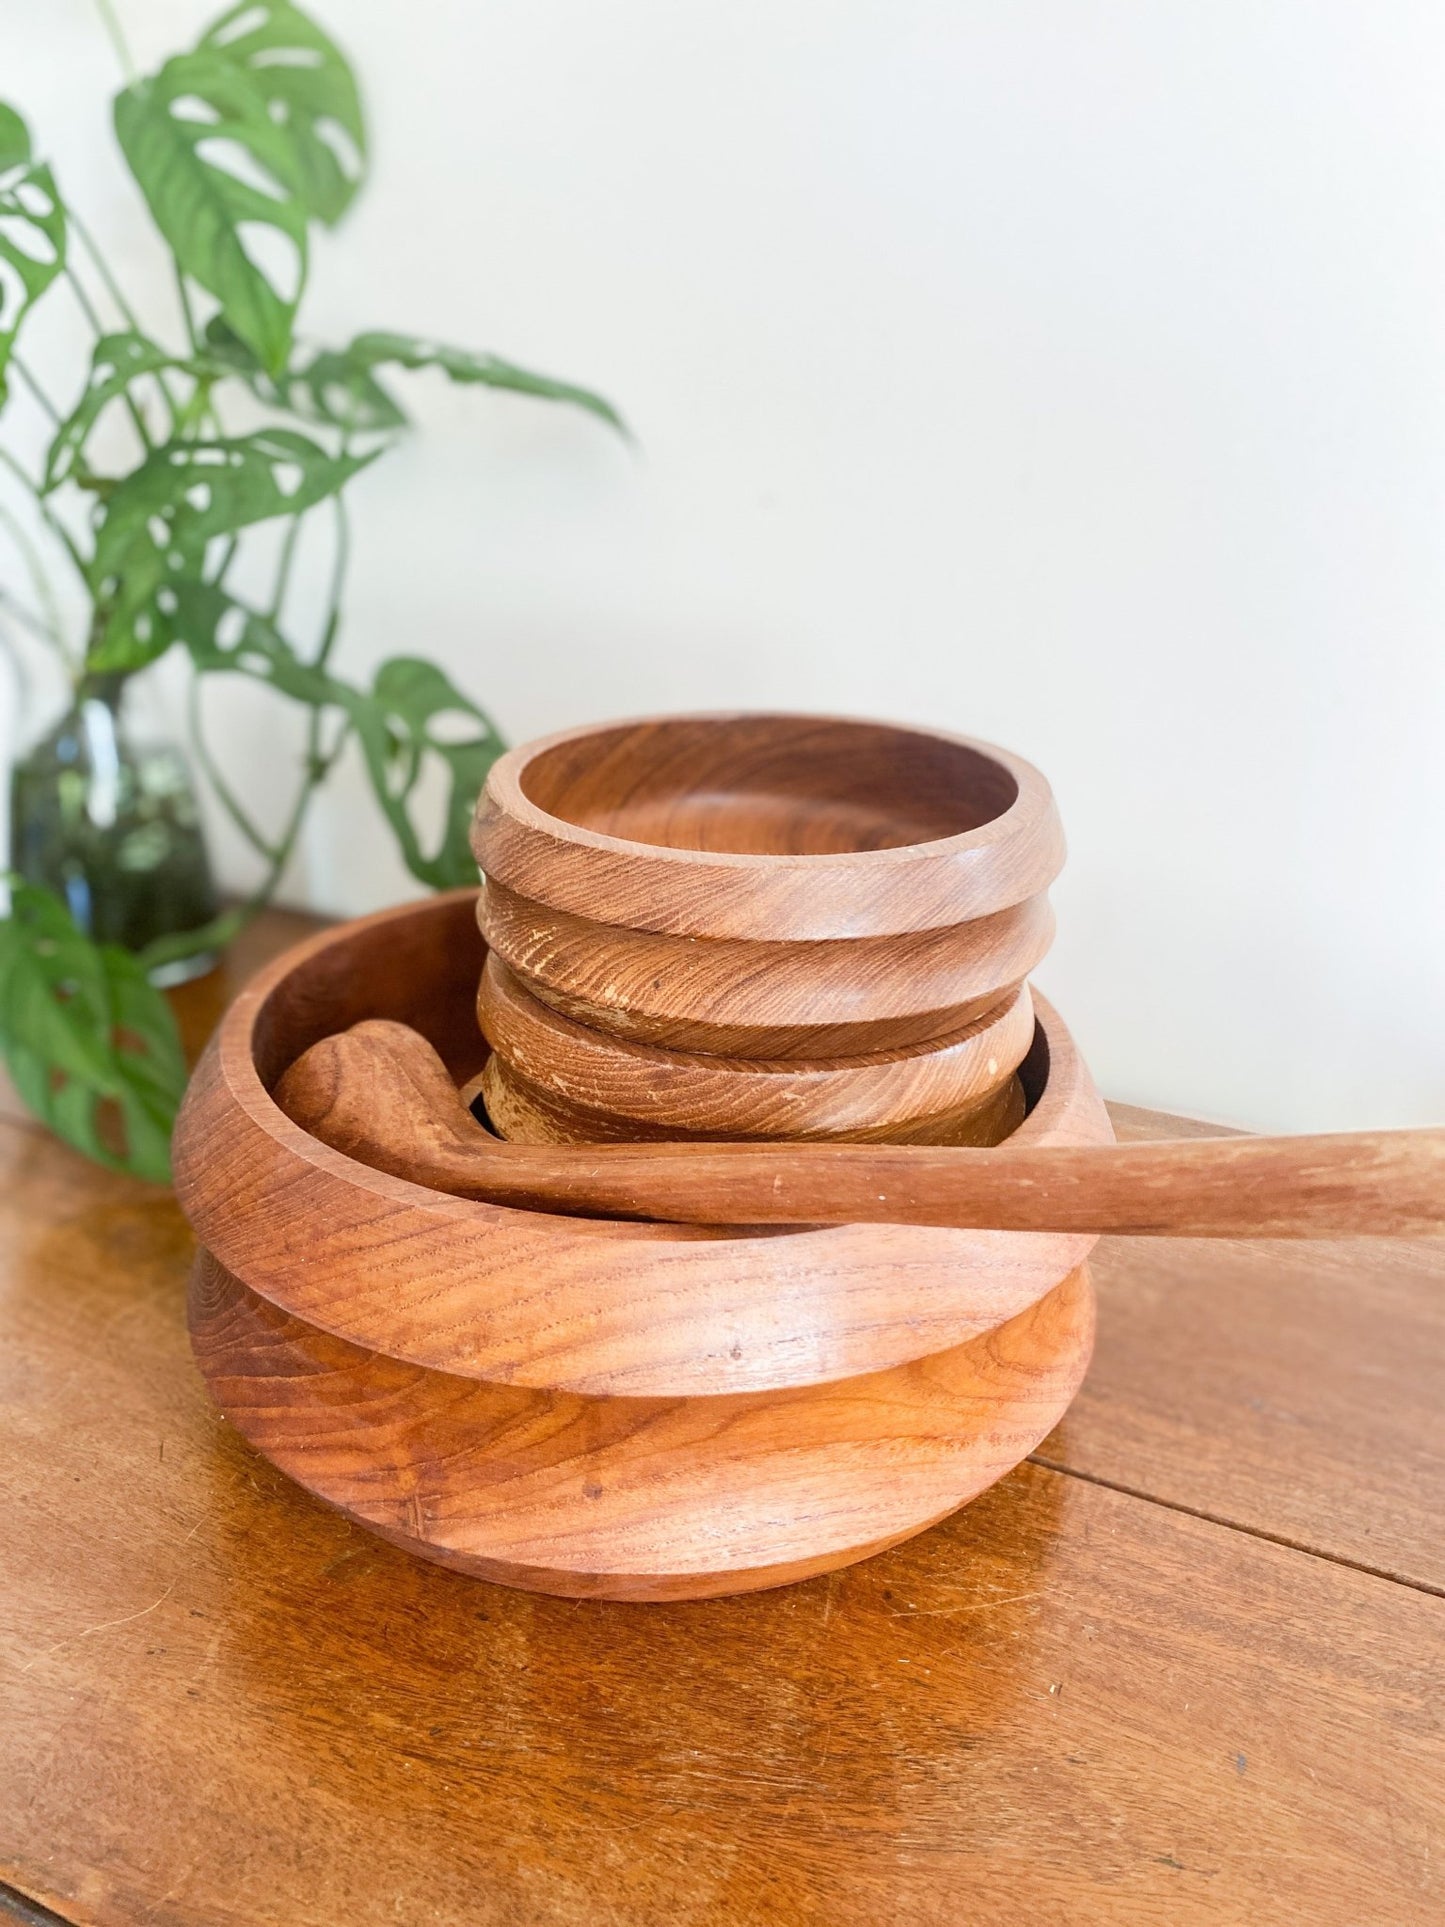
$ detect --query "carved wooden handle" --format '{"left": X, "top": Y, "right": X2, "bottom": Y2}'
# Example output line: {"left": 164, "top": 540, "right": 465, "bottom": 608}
{"left": 275, "top": 1021, "right": 1445, "bottom": 1239}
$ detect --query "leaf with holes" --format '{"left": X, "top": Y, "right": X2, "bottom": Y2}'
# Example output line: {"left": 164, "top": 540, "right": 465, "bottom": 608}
{"left": 286, "top": 343, "right": 407, "bottom": 431}
{"left": 203, "top": 313, "right": 406, "bottom": 433}
{"left": 151, "top": 589, "right": 500, "bottom": 891}
{"left": 339, "top": 332, "right": 628, "bottom": 436}
{"left": 201, "top": 0, "right": 367, "bottom": 227}
{"left": 346, "top": 658, "right": 505, "bottom": 889}
{"left": 115, "top": 51, "right": 309, "bottom": 374}
{"left": 0, "top": 102, "right": 66, "bottom": 409}
{"left": 43, "top": 331, "right": 225, "bottom": 492}
{"left": 162, "top": 577, "right": 344, "bottom": 707}
{"left": 0, "top": 882, "right": 187, "bottom": 1183}
{"left": 86, "top": 427, "right": 376, "bottom": 671}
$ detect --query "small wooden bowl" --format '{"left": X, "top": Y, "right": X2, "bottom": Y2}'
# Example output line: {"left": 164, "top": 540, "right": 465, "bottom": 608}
{"left": 480, "top": 1055, "right": 1028, "bottom": 1149}
{"left": 476, "top": 954, "right": 1034, "bottom": 1144}
{"left": 479, "top": 880, "right": 1055, "bottom": 1059}
{"left": 473, "top": 714, "right": 1064, "bottom": 939}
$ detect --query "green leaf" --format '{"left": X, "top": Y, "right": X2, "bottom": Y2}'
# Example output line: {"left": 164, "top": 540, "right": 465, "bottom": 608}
{"left": 44, "top": 331, "right": 222, "bottom": 493}
{"left": 199, "top": 312, "right": 261, "bottom": 376}
{"left": 86, "top": 427, "right": 376, "bottom": 671}
{"left": 0, "top": 103, "right": 66, "bottom": 408}
{"left": 203, "top": 314, "right": 406, "bottom": 433}
{"left": 200, "top": 316, "right": 619, "bottom": 441}
{"left": 164, "top": 578, "right": 342, "bottom": 706}
{"left": 0, "top": 882, "right": 186, "bottom": 1183}
{"left": 341, "top": 332, "right": 628, "bottom": 436}
{"left": 114, "top": 51, "right": 309, "bottom": 374}
{"left": 200, "top": 0, "right": 367, "bottom": 227}
{"left": 0, "top": 104, "right": 30, "bottom": 170}
{"left": 285, "top": 344, "right": 407, "bottom": 431}
{"left": 346, "top": 658, "right": 504, "bottom": 889}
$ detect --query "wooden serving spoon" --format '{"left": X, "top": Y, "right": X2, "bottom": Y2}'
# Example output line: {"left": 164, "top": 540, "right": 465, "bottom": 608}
{"left": 274, "top": 1020, "right": 1445, "bottom": 1240}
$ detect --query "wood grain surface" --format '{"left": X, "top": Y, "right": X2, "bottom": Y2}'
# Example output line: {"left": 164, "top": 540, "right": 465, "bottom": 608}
{"left": 477, "top": 952, "right": 1033, "bottom": 1142}
{"left": 2, "top": 912, "right": 1442, "bottom": 1926}
{"left": 471, "top": 714, "right": 1065, "bottom": 939}
{"left": 480, "top": 1048, "right": 1029, "bottom": 1148}
{"left": 1054, "top": 1105, "right": 1445, "bottom": 1592}
{"left": 189, "top": 1253, "right": 1094, "bottom": 1600}
{"left": 479, "top": 878, "right": 1055, "bottom": 1057}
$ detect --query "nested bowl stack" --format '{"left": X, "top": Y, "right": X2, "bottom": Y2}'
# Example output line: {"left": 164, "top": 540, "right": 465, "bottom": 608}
{"left": 176, "top": 715, "right": 1111, "bottom": 1603}
{"left": 471, "top": 715, "right": 1063, "bottom": 1146}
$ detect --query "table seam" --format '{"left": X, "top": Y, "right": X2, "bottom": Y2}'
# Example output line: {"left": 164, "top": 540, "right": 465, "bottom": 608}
{"left": 0, "top": 1875, "right": 80, "bottom": 1927}
{"left": 1029, "top": 1452, "right": 1445, "bottom": 1600}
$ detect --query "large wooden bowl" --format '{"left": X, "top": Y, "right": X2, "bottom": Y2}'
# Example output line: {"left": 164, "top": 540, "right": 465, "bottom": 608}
{"left": 175, "top": 892, "right": 1110, "bottom": 1601}
{"left": 472, "top": 714, "right": 1063, "bottom": 1056}
{"left": 175, "top": 892, "right": 1109, "bottom": 1399}
{"left": 189, "top": 1251, "right": 1094, "bottom": 1603}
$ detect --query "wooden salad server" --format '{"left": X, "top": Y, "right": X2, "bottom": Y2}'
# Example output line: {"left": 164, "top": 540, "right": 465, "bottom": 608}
{"left": 275, "top": 1021, "right": 1445, "bottom": 1241}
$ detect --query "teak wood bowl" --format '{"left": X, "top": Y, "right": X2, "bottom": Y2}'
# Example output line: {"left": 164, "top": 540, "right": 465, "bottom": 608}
{"left": 189, "top": 1252, "right": 1094, "bottom": 1603}
{"left": 479, "top": 879, "right": 1056, "bottom": 1060}
{"left": 476, "top": 953, "right": 1034, "bottom": 1145}
{"left": 480, "top": 1052, "right": 1027, "bottom": 1149}
{"left": 472, "top": 714, "right": 1064, "bottom": 1058}
{"left": 174, "top": 891, "right": 1110, "bottom": 1600}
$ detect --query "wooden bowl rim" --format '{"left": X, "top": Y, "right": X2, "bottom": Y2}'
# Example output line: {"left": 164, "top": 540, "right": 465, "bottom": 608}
{"left": 473, "top": 712, "right": 1064, "bottom": 939}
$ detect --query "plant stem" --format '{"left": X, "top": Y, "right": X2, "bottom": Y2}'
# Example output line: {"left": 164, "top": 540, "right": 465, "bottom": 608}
{"left": 148, "top": 490, "right": 357, "bottom": 975}
{"left": 65, "top": 265, "right": 154, "bottom": 449}
{"left": 64, "top": 262, "right": 106, "bottom": 337}
{"left": 94, "top": 0, "right": 137, "bottom": 84}
{"left": 0, "top": 498, "right": 68, "bottom": 656}
{"left": 141, "top": 475, "right": 357, "bottom": 979}
{"left": 208, "top": 533, "right": 240, "bottom": 587}
{"left": 0, "top": 583, "right": 59, "bottom": 652}
{"left": 171, "top": 271, "right": 224, "bottom": 437}
{"left": 0, "top": 446, "right": 88, "bottom": 596}
{"left": 67, "top": 207, "right": 141, "bottom": 331}
{"left": 137, "top": 716, "right": 352, "bottom": 976}
{"left": 173, "top": 267, "right": 201, "bottom": 355}
{"left": 11, "top": 358, "right": 62, "bottom": 427}
{"left": 68, "top": 207, "right": 183, "bottom": 427}
{"left": 186, "top": 675, "right": 279, "bottom": 864}
{"left": 268, "top": 513, "right": 303, "bottom": 623}
{"left": 315, "top": 496, "right": 350, "bottom": 668}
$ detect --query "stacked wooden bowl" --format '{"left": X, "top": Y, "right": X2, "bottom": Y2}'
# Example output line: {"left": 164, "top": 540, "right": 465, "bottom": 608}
{"left": 176, "top": 714, "right": 1113, "bottom": 1602}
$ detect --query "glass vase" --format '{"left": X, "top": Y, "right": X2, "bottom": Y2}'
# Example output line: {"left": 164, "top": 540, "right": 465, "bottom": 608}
{"left": 9, "top": 672, "right": 221, "bottom": 985}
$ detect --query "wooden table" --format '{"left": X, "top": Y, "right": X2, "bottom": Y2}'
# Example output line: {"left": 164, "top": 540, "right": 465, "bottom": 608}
{"left": 1, "top": 912, "right": 1441, "bottom": 1927}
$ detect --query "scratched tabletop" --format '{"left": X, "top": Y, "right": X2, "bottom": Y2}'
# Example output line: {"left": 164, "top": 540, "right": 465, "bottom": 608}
{"left": 1, "top": 911, "right": 1442, "bottom": 1927}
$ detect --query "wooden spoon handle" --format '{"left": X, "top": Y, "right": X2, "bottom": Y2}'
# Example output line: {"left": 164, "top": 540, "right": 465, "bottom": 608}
{"left": 276, "top": 1022, "right": 1445, "bottom": 1239}
{"left": 561, "top": 1130, "right": 1445, "bottom": 1239}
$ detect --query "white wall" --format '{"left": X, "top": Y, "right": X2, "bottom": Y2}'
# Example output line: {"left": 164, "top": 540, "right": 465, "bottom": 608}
{"left": 5, "top": 0, "right": 1444, "bottom": 1130}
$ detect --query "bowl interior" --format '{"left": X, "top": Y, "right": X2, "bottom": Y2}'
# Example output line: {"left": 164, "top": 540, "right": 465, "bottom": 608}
{"left": 253, "top": 892, "right": 490, "bottom": 1093}
{"left": 518, "top": 717, "right": 1019, "bottom": 857}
